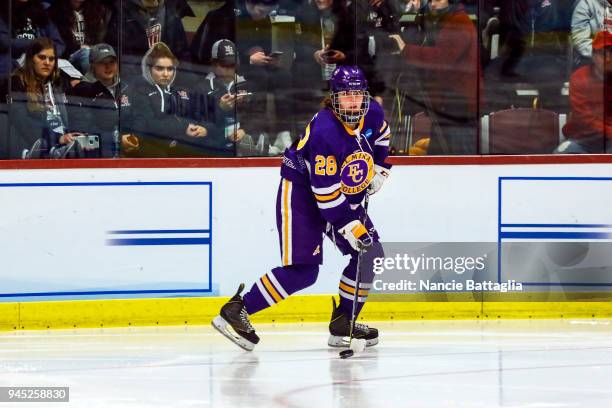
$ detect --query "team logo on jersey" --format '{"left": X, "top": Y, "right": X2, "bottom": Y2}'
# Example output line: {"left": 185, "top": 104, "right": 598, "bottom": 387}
{"left": 364, "top": 129, "right": 373, "bottom": 139}
{"left": 339, "top": 152, "right": 374, "bottom": 195}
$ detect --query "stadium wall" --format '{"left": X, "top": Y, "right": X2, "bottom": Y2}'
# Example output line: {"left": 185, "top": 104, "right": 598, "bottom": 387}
{"left": 1, "top": 156, "right": 612, "bottom": 330}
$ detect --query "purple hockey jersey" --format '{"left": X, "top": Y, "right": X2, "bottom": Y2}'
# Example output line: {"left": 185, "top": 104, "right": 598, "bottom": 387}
{"left": 280, "top": 100, "right": 392, "bottom": 229}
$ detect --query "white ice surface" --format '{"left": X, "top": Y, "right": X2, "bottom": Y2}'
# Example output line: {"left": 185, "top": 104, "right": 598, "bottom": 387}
{"left": 1, "top": 320, "right": 612, "bottom": 407}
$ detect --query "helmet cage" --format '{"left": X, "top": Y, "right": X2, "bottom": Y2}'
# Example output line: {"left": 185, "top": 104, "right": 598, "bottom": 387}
{"left": 331, "top": 90, "right": 371, "bottom": 125}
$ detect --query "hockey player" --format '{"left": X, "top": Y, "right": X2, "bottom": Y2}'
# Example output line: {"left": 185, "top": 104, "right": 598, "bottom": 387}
{"left": 212, "top": 66, "right": 392, "bottom": 351}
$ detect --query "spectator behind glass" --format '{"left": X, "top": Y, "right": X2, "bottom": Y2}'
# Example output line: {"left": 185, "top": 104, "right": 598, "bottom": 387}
{"left": 498, "top": 0, "right": 568, "bottom": 108}
{"left": 194, "top": 0, "right": 296, "bottom": 154}
{"left": 0, "top": 0, "right": 66, "bottom": 77}
{"left": 572, "top": 0, "right": 612, "bottom": 68}
{"left": 120, "top": 0, "right": 188, "bottom": 81}
{"left": 67, "top": 43, "right": 136, "bottom": 158}
{"left": 193, "top": 39, "right": 256, "bottom": 157}
{"left": 348, "top": 0, "right": 402, "bottom": 102}
{"left": 499, "top": 0, "right": 567, "bottom": 69}
{"left": 9, "top": 37, "right": 81, "bottom": 159}
{"left": 389, "top": 0, "right": 479, "bottom": 155}
{"left": 292, "top": 0, "right": 353, "bottom": 132}
{"left": 0, "top": 1, "right": 7, "bottom": 159}
{"left": 128, "top": 42, "right": 212, "bottom": 157}
{"left": 294, "top": 0, "right": 352, "bottom": 87}
{"left": 47, "top": 0, "right": 114, "bottom": 75}
{"left": 190, "top": 0, "right": 236, "bottom": 65}
{"left": 556, "top": 31, "right": 612, "bottom": 153}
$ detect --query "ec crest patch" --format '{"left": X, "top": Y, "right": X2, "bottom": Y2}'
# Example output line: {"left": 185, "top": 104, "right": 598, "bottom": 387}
{"left": 340, "top": 151, "right": 374, "bottom": 195}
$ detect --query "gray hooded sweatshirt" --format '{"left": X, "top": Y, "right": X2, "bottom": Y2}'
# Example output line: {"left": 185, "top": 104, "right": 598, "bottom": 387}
{"left": 572, "top": 0, "right": 612, "bottom": 59}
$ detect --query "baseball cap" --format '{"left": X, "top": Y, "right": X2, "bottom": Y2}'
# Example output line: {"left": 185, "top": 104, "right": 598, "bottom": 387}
{"left": 89, "top": 43, "right": 117, "bottom": 64}
{"left": 211, "top": 39, "right": 238, "bottom": 66}
{"left": 593, "top": 31, "right": 612, "bottom": 51}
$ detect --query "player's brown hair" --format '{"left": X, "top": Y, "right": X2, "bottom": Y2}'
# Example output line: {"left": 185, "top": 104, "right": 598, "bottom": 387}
{"left": 321, "top": 96, "right": 333, "bottom": 110}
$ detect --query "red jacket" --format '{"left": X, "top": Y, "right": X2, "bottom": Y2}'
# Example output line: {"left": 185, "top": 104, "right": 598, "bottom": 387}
{"left": 563, "top": 65, "right": 612, "bottom": 141}
{"left": 401, "top": 5, "right": 480, "bottom": 116}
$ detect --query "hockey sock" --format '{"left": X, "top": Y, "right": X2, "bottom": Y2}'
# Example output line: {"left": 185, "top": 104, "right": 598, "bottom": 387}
{"left": 243, "top": 264, "right": 319, "bottom": 315}
{"left": 337, "top": 242, "right": 383, "bottom": 317}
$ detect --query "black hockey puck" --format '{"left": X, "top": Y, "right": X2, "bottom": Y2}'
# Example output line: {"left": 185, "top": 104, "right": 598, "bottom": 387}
{"left": 339, "top": 349, "right": 354, "bottom": 359}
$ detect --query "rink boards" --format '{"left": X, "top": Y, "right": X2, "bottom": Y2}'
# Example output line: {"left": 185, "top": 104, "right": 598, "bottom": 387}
{"left": 0, "top": 158, "right": 611, "bottom": 329}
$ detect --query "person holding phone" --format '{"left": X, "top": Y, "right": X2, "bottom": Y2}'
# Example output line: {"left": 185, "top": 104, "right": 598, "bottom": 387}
{"left": 291, "top": 0, "right": 353, "bottom": 132}
{"left": 193, "top": 39, "right": 257, "bottom": 157}
{"left": 295, "top": 0, "right": 352, "bottom": 83}
{"left": 191, "top": 0, "right": 296, "bottom": 149}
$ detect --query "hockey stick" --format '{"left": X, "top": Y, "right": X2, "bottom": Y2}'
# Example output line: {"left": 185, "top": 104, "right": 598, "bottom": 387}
{"left": 339, "top": 193, "right": 370, "bottom": 359}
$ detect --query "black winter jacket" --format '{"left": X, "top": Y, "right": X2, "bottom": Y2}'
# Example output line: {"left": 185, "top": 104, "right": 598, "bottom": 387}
{"left": 67, "top": 76, "right": 132, "bottom": 158}
{"left": 128, "top": 77, "right": 217, "bottom": 157}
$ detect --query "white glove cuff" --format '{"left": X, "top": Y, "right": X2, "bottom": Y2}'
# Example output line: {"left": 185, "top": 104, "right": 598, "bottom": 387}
{"left": 374, "top": 164, "right": 390, "bottom": 179}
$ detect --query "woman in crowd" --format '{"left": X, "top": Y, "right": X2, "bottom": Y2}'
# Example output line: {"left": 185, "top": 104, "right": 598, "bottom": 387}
{"left": 9, "top": 37, "right": 80, "bottom": 158}
{"left": 48, "top": 0, "right": 114, "bottom": 74}
{"left": 0, "top": 0, "right": 65, "bottom": 77}
{"left": 129, "top": 42, "right": 213, "bottom": 157}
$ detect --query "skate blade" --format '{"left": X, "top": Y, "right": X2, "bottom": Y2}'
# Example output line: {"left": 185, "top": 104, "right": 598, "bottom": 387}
{"left": 211, "top": 315, "right": 256, "bottom": 352}
{"left": 328, "top": 335, "right": 378, "bottom": 348}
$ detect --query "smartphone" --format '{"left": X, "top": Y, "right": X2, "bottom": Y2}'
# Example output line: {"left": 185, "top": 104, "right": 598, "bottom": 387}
{"left": 268, "top": 51, "right": 284, "bottom": 58}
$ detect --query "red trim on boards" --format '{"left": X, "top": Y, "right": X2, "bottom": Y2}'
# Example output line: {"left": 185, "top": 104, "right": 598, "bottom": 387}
{"left": 387, "top": 155, "right": 612, "bottom": 165}
{"left": 0, "top": 155, "right": 611, "bottom": 170}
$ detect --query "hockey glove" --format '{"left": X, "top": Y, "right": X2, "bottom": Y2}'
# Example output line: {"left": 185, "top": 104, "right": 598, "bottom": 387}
{"left": 339, "top": 220, "right": 373, "bottom": 251}
{"left": 367, "top": 165, "right": 390, "bottom": 195}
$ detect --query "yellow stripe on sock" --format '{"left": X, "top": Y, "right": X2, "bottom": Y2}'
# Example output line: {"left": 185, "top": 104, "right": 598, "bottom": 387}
{"left": 339, "top": 282, "right": 368, "bottom": 296}
{"left": 262, "top": 275, "right": 283, "bottom": 303}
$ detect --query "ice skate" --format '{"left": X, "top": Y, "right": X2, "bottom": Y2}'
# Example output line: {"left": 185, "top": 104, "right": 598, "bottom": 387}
{"left": 212, "top": 283, "right": 260, "bottom": 351}
{"left": 328, "top": 297, "right": 378, "bottom": 348}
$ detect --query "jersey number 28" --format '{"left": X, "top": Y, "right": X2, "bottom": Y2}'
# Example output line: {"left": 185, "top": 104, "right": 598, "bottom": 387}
{"left": 314, "top": 155, "right": 337, "bottom": 176}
